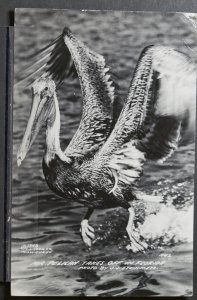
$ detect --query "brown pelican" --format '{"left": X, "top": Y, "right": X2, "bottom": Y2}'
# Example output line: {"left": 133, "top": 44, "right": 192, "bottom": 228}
{"left": 17, "top": 27, "right": 196, "bottom": 252}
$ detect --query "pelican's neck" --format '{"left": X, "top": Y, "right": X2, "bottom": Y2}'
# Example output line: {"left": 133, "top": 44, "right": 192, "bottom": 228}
{"left": 44, "top": 93, "right": 71, "bottom": 165}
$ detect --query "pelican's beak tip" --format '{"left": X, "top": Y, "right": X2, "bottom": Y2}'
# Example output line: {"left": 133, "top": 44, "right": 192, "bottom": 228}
{"left": 17, "top": 156, "right": 22, "bottom": 167}
{"left": 17, "top": 150, "right": 25, "bottom": 167}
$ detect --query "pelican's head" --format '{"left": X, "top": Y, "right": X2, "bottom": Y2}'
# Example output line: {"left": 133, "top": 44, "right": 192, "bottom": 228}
{"left": 17, "top": 77, "right": 56, "bottom": 166}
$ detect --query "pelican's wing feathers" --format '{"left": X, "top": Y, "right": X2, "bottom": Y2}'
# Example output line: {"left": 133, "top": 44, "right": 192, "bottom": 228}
{"left": 15, "top": 33, "right": 78, "bottom": 86}
{"left": 61, "top": 28, "right": 117, "bottom": 157}
{"left": 93, "top": 45, "right": 196, "bottom": 188}
{"left": 17, "top": 27, "right": 117, "bottom": 158}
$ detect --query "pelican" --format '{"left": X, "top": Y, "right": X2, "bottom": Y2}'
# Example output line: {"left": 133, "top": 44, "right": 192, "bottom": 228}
{"left": 17, "top": 27, "right": 196, "bottom": 252}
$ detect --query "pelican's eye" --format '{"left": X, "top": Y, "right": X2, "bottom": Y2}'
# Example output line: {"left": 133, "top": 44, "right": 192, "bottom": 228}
{"left": 44, "top": 87, "right": 49, "bottom": 91}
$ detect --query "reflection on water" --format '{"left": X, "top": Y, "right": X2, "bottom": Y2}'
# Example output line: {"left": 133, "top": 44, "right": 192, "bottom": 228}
{"left": 12, "top": 9, "right": 195, "bottom": 296}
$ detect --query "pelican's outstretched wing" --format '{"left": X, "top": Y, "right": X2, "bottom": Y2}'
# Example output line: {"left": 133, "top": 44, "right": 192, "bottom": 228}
{"left": 61, "top": 28, "right": 117, "bottom": 157}
{"left": 17, "top": 27, "right": 117, "bottom": 158}
{"left": 93, "top": 45, "right": 196, "bottom": 188}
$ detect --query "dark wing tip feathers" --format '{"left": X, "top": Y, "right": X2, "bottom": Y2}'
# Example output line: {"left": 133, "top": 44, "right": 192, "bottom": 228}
{"left": 45, "top": 32, "right": 77, "bottom": 84}
{"left": 62, "top": 26, "right": 72, "bottom": 36}
{"left": 16, "top": 27, "right": 77, "bottom": 86}
{"left": 26, "top": 34, "right": 61, "bottom": 61}
{"left": 141, "top": 45, "right": 155, "bottom": 54}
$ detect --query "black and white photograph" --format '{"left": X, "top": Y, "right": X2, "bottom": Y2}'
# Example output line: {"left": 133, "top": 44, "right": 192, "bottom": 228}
{"left": 12, "top": 9, "right": 196, "bottom": 296}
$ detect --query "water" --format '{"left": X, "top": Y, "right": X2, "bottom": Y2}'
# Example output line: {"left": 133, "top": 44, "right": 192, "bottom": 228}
{"left": 12, "top": 9, "right": 195, "bottom": 296}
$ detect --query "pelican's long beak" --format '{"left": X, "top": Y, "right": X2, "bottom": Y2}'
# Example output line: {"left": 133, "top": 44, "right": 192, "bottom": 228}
{"left": 17, "top": 93, "right": 48, "bottom": 166}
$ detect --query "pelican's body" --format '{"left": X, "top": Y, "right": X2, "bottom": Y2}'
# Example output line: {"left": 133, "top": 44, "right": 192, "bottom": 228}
{"left": 17, "top": 27, "right": 196, "bottom": 252}
{"left": 43, "top": 156, "right": 119, "bottom": 209}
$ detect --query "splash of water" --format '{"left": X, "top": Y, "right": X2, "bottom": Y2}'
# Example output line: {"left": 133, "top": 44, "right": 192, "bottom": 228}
{"left": 139, "top": 204, "right": 193, "bottom": 246}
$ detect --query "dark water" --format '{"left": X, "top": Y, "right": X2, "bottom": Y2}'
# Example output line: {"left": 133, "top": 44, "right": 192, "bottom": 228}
{"left": 12, "top": 10, "right": 195, "bottom": 296}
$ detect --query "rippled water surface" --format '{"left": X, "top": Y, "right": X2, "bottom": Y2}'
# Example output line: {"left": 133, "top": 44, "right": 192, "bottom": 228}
{"left": 12, "top": 9, "right": 195, "bottom": 296}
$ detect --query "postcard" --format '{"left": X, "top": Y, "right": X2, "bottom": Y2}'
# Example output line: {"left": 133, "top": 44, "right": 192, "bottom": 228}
{"left": 12, "top": 9, "right": 196, "bottom": 296}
